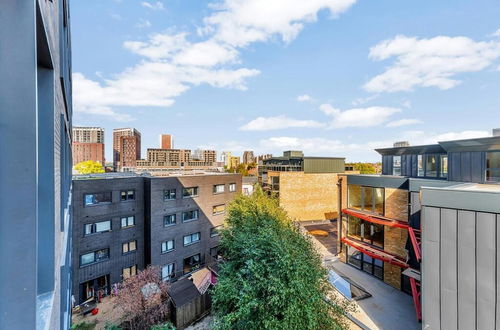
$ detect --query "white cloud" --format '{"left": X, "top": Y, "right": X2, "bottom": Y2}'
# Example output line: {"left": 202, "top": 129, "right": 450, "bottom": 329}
{"left": 364, "top": 35, "right": 500, "bottom": 92}
{"left": 239, "top": 115, "right": 325, "bottom": 131}
{"left": 141, "top": 1, "right": 164, "bottom": 10}
{"left": 401, "top": 100, "right": 411, "bottom": 108}
{"left": 490, "top": 29, "right": 500, "bottom": 38}
{"left": 136, "top": 19, "right": 152, "bottom": 28}
{"left": 204, "top": 0, "right": 357, "bottom": 47}
{"left": 297, "top": 94, "right": 312, "bottom": 102}
{"left": 351, "top": 94, "right": 379, "bottom": 106}
{"left": 386, "top": 118, "right": 422, "bottom": 127}
{"left": 403, "top": 129, "right": 490, "bottom": 145}
{"left": 319, "top": 104, "right": 401, "bottom": 128}
{"left": 74, "top": 1, "right": 356, "bottom": 120}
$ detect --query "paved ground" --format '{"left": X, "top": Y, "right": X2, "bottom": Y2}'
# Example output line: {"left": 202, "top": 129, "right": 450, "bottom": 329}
{"left": 72, "top": 296, "right": 124, "bottom": 329}
{"left": 304, "top": 221, "right": 338, "bottom": 255}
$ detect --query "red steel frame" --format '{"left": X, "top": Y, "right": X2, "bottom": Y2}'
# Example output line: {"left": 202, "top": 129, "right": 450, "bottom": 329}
{"left": 341, "top": 237, "right": 409, "bottom": 268}
{"left": 410, "top": 277, "right": 422, "bottom": 321}
{"left": 407, "top": 227, "right": 421, "bottom": 262}
{"left": 342, "top": 208, "right": 409, "bottom": 229}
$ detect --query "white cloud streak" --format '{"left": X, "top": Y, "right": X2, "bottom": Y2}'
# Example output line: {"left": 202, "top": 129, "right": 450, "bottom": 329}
{"left": 239, "top": 115, "right": 325, "bottom": 131}
{"left": 364, "top": 35, "right": 500, "bottom": 92}
{"left": 141, "top": 1, "right": 164, "bottom": 10}
{"left": 319, "top": 104, "right": 401, "bottom": 128}
{"left": 297, "top": 94, "right": 312, "bottom": 102}
{"left": 386, "top": 118, "right": 422, "bottom": 127}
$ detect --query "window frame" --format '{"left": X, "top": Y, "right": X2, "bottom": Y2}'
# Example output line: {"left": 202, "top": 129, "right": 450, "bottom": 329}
{"left": 164, "top": 214, "right": 177, "bottom": 227}
{"left": 120, "top": 190, "right": 136, "bottom": 202}
{"left": 84, "top": 220, "right": 112, "bottom": 236}
{"left": 347, "top": 185, "right": 384, "bottom": 216}
{"left": 212, "top": 204, "right": 226, "bottom": 215}
{"left": 122, "top": 265, "right": 137, "bottom": 279}
{"left": 392, "top": 156, "right": 401, "bottom": 176}
{"left": 161, "top": 239, "right": 175, "bottom": 253}
{"left": 80, "top": 248, "right": 110, "bottom": 267}
{"left": 229, "top": 183, "right": 237, "bottom": 192}
{"left": 121, "top": 215, "right": 135, "bottom": 228}
{"left": 183, "top": 232, "right": 201, "bottom": 246}
{"left": 213, "top": 184, "right": 225, "bottom": 194}
{"left": 182, "top": 209, "right": 199, "bottom": 222}
{"left": 210, "top": 226, "right": 222, "bottom": 237}
{"left": 182, "top": 187, "right": 199, "bottom": 198}
{"left": 439, "top": 155, "right": 448, "bottom": 178}
{"left": 122, "top": 240, "right": 137, "bottom": 255}
{"left": 84, "top": 192, "right": 112, "bottom": 206}
{"left": 486, "top": 151, "right": 500, "bottom": 183}
{"left": 163, "top": 189, "right": 176, "bottom": 201}
{"left": 346, "top": 216, "right": 384, "bottom": 249}
{"left": 162, "top": 263, "right": 175, "bottom": 281}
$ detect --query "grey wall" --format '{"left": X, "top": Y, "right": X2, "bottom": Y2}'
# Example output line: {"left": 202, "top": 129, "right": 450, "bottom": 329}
{"left": 0, "top": 1, "right": 73, "bottom": 329}
{"left": 72, "top": 178, "right": 145, "bottom": 304}
{"left": 146, "top": 174, "right": 242, "bottom": 278}
{"left": 421, "top": 206, "right": 500, "bottom": 329}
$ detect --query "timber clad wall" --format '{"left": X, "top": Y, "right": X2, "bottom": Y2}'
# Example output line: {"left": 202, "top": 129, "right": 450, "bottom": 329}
{"left": 278, "top": 172, "right": 339, "bottom": 221}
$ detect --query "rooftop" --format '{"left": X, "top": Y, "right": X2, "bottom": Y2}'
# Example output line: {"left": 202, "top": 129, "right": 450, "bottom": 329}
{"left": 73, "top": 171, "right": 240, "bottom": 180}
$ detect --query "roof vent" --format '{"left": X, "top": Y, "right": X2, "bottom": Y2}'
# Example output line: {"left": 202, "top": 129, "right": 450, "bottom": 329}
{"left": 493, "top": 128, "right": 500, "bottom": 137}
{"left": 393, "top": 141, "right": 410, "bottom": 148}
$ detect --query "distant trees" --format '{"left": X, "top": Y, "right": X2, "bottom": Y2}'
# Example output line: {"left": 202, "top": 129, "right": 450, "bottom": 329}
{"left": 226, "top": 162, "right": 257, "bottom": 176}
{"left": 212, "top": 188, "right": 351, "bottom": 329}
{"left": 347, "top": 162, "right": 379, "bottom": 174}
{"left": 114, "top": 266, "right": 170, "bottom": 330}
{"left": 74, "top": 160, "right": 105, "bottom": 174}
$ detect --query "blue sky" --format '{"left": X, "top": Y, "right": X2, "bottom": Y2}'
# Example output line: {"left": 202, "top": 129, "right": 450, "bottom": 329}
{"left": 71, "top": 0, "right": 500, "bottom": 162}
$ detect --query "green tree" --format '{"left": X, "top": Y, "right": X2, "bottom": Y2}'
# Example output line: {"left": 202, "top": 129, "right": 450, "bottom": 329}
{"left": 347, "top": 162, "right": 377, "bottom": 174}
{"left": 212, "top": 188, "right": 351, "bottom": 330}
{"left": 74, "top": 160, "right": 105, "bottom": 174}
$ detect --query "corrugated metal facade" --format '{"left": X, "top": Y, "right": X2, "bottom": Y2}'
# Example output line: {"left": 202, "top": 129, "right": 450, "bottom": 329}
{"left": 303, "top": 158, "right": 345, "bottom": 173}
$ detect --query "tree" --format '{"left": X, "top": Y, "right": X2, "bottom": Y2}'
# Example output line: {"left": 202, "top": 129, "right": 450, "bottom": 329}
{"left": 114, "top": 266, "right": 171, "bottom": 330}
{"left": 74, "top": 160, "right": 105, "bottom": 174}
{"left": 347, "top": 162, "right": 377, "bottom": 174}
{"left": 212, "top": 188, "right": 351, "bottom": 330}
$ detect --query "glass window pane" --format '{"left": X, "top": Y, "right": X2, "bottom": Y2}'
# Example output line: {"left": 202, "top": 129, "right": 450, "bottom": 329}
{"left": 440, "top": 155, "right": 448, "bottom": 178}
{"left": 425, "top": 155, "right": 438, "bottom": 177}
{"left": 362, "top": 262, "right": 373, "bottom": 274}
{"left": 95, "top": 221, "right": 110, "bottom": 232}
{"left": 121, "top": 217, "right": 127, "bottom": 227}
{"left": 393, "top": 156, "right": 401, "bottom": 175}
{"left": 417, "top": 155, "right": 424, "bottom": 176}
{"left": 81, "top": 253, "right": 94, "bottom": 265}
{"left": 347, "top": 216, "right": 362, "bottom": 240}
{"left": 348, "top": 185, "right": 362, "bottom": 210}
{"left": 123, "top": 243, "right": 129, "bottom": 253}
{"left": 130, "top": 241, "right": 136, "bottom": 251}
{"left": 486, "top": 169, "right": 500, "bottom": 182}
{"left": 374, "top": 188, "right": 384, "bottom": 215}
{"left": 371, "top": 224, "right": 384, "bottom": 248}
{"left": 183, "top": 236, "right": 190, "bottom": 245}
{"left": 487, "top": 151, "right": 500, "bottom": 169}
{"left": 363, "top": 187, "right": 373, "bottom": 212}
{"left": 347, "top": 247, "right": 362, "bottom": 269}
{"left": 85, "top": 224, "right": 93, "bottom": 235}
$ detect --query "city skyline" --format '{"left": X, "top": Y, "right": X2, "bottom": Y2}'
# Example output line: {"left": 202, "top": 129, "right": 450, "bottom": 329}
{"left": 72, "top": 0, "right": 500, "bottom": 162}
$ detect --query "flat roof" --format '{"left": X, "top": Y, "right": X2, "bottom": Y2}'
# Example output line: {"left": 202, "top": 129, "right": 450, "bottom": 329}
{"left": 421, "top": 183, "right": 500, "bottom": 213}
{"left": 73, "top": 171, "right": 240, "bottom": 180}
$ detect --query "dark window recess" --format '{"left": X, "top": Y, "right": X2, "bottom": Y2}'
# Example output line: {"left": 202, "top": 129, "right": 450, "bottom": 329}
{"left": 346, "top": 246, "right": 383, "bottom": 280}
{"left": 120, "top": 190, "right": 135, "bottom": 201}
{"left": 164, "top": 189, "right": 176, "bottom": 200}
{"left": 182, "top": 209, "right": 199, "bottom": 222}
{"left": 347, "top": 215, "right": 384, "bottom": 248}
{"left": 486, "top": 151, "right": 500, "bottom": 182}
{"left": 164, "top": 214, "right": 176, "bottom": 226}
{"left": 183, "top": 187, "right": 198, "bottom": 198}
{"left": 183, "top": 254, "right": 201, "bottom": 274}
{"left": 80, "top": 248, "right": 109, "bottom": 266}
{"left": 84, "top": 192, "right": 111, "bottom": 206}
{"left": 84, "top": 220, "right": 111, "bottom": 235}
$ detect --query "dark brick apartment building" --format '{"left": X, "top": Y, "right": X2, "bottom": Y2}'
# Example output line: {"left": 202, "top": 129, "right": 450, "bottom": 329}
{"left": 71, "top": 173, "right": 241, "bottom": 304}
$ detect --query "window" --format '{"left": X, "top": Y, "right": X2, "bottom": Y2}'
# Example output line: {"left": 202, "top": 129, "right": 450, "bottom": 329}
{"left": 122, "top": 240, "right": 137, "bottom": 254}
{"left": 164, "top": 214, "right": 176, "bottom": 226}
{"left": 120, "top": 190, "right": 135, "bottom": 201}
{"left": 122, "top": 265, "right": 137, "bottom": 279}
{"left": 183, "top": 254, "right": 201, "bottom": 274}
{"left": 84, "top": 192, "right": 111, "bottom": 206}
{"left": 417, "top": 155, "right": 424, "bottom": 176}
{"left": 440, "top": 155, "right": 448, "bottom": 178}
{"left": 348, "top": 185, "right": 384, "bottom": 215}
{"left": 182, "top": 209, "right": 199, "bottom": 222}
{"left": 425, "top": 155, "right": 438, "bottom": 177}
{"left": 229, "top": 183, "right": 236, "bottom": 192}
{"left": 121, "top": 216, "right": 135, "bottom": 228}
{"left": 213, "top": 184, "right": 225, "bottom": 194}
{"left": 164, "top": 189, "right": 176, "bottom": 201}
{"left": 183, "top": 232, "right": 201, "bottom": 246}
{"left": 347, "top": 216, "right": 384, "bottom": 248}
{"left": 161, "top": 240, "right": 175, "bottom": 253}
{"left": 183, "top": 187, "right": 198, "bottom": 198}
{"left": 80, "top": 248, "right": 109, "bottom": 266}
{"left": 162, "top": 263, "right": 175, "bottom": 281}
{"left": 346, "top": 246, "right": 383, "bottom": 280}
{"left": 392, "top": 156, "right": 401, "bottom": 175}
{"left": 210, "top": 226, "right": 222, "bottom": 237}
{"left": 486, "top": 151, "right": 500, "bottom": 182}
{"left": 210, "top": 246, "right": 220, "bottom": 259}
{"left": 84, "top": 220, "right": 111, "bottom": 236}
{"left": 212, "top": 204, "right": 225, "bottom": 215}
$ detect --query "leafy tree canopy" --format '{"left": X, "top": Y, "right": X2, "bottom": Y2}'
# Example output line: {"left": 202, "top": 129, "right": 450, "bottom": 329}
{"left": 346, "top": 162, "right": 379, "bottom": 174}
{"left": 212, "top": 188, "right": 350, "bottom": 330}
{"left": 74, "top": 160, "right": 105, "bottom": 174}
